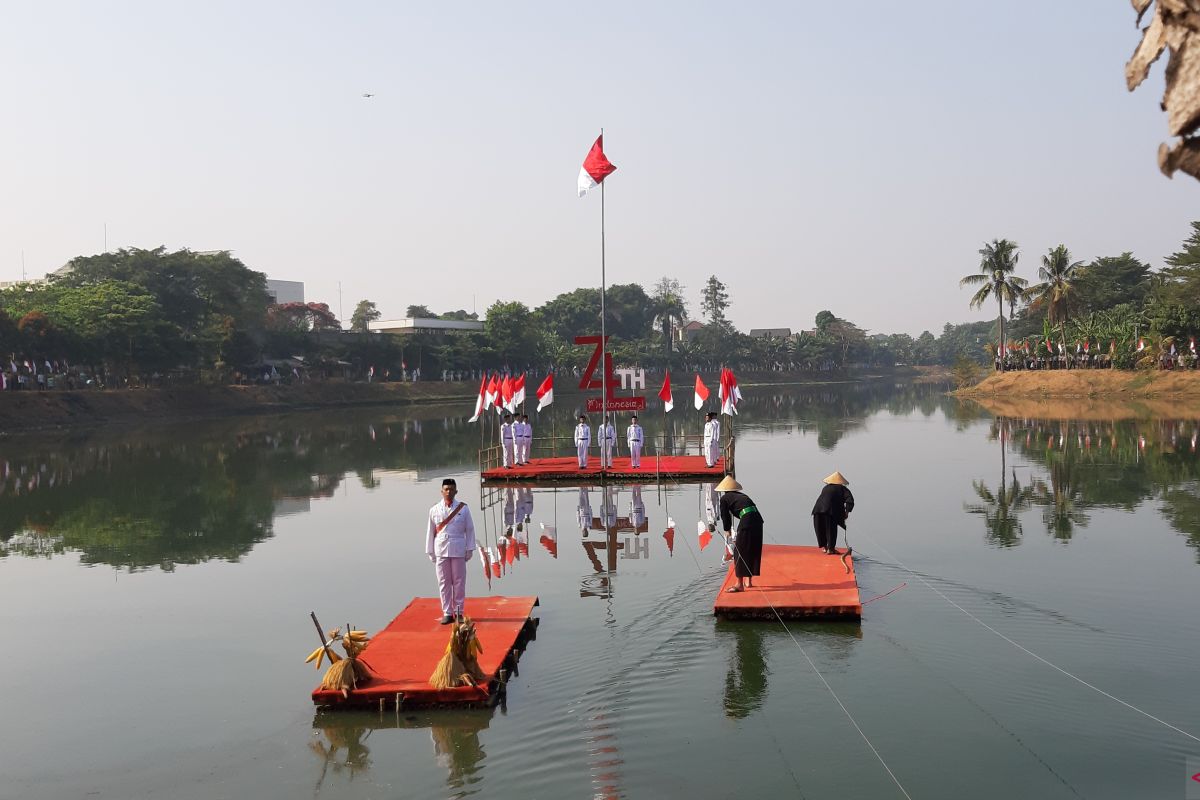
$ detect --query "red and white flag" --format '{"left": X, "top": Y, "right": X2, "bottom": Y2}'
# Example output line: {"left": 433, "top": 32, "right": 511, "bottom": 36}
{"left": 469, "top": 375, "right": 487, "bottom": 422}
{"left": 1191, "top": 336, "right": 1197, "bottom": 354}
{"left": 484, "top": 373, "right": 499, "bottom": 410}
{"left": 536, "top": 373, "right": 554, "bottom": 412}
{"left": 693, "top": 374, "right": 709, "bottom": 410}
{"left": 500, "top": 375, "right": 515, "bottom": 413}
{"left": 719, "top": 368, "right": 742, "bottom": 416}
{"left": 511, "top": 373, "right": 526, "bottom": 408}
{"left": 658, "top": 371, "right": 673, "bottom": 413}
{"left": 577, "top": 134, "right": 617, "bottom": 197}
{"left": 1137, "top": 338, "right": 1146, "bottom": 352}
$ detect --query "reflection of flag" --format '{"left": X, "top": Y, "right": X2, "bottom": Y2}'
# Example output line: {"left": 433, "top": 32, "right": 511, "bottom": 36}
{"left": 535, "top": 373, "right": 554, "bottom": 412}
{"left": 577, "top": 134, "right": 617, "bottom": 197}
{"left": 539, "top": 523, "right": 558, "bottom": 557}
{"left": 698, "top": 520, "right": 713, "bottom": 551}
{"left": 693, "top": 375, "right": 709, "bottom": 410}
{"left": 659, "top": 371, "right": 673, "bottom": 413}
{"left": 469, "top": 375, "right": 487, "bottom": 422}
{"left": 663, "top": 517, "right": 675, "bottom": 556}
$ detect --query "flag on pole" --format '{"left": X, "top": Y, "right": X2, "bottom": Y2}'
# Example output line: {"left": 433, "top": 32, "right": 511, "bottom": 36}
{"left": 693, "top": 374, "right": 709, "bottom": 410}
{"left": 1084, "top": 340, "right": 1090, "bottom": 353}
{"left": 719, "top": 368, "right": 741, "bottom": 415}
{"left": 658, "top": 371, "right": 673, "bottom": 413}
{"left": 511, "top": 373, "right": 526, "bottom": 408}
{"left": 500, "top": 375, "right": 514, "bottom": 412}
{"left": 469, "top": 375, "right": 487, "bottom": 422}
{"left": 577, "top": 134, "right": 617, "bottom": 197}
{"left": 536, "top": 373, "right": 554, "bottom": 412}
{"left": 484, "top": 373, "right": 499, "bottom": 410}
{"left": 1191, "top": 336, "right": 1197, "bottom": 354}
{"left": 1137, "top": 338, "right": 1146, "bottom": 352}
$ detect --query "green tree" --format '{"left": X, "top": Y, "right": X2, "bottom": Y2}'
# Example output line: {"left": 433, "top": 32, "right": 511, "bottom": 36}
{"left": 1072, "top": 252, "right": 1151, "bottom": 313}
{"left": 960, "top": 239, "right": 1027, "bottom": 368}
{"left": 406, "top": 305, "right": 435, "bottom": 318}
{"left": 701, "top": 275, "right": 730, "bottom": 327}
{"left": 1026, "top": 244, "right": 1083, "bottom": 346}
{"left": 484, "top": 301, "right": 544, "bottom": 367}
{"left": 1160, "top": 220, "right": 1200, "bottom": 307}
{"left": 350, "top": 300, "right": 381, "bottom": 332}
{"left": 649, "top": 277, "right": 688, "bottom": 355}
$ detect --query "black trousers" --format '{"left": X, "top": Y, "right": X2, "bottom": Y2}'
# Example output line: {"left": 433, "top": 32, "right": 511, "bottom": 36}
{"left": 812, "top": 514, "right": 839, "bottom": 550}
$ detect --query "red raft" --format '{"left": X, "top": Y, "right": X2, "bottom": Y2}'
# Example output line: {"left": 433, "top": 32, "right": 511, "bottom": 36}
{"left": 312, "top": 595, "right": 539, "bottom": 708}
{"left": 713, "top": 544, "right": 862, "bottom": 620}
{"left": 481, "top": 455, "right": 724, "bottom": 483}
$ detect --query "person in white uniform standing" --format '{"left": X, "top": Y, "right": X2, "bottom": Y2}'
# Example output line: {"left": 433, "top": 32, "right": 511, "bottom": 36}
{"left": 597, "top": 414, "right": 616, "bottom": 469}
{"left": 425, "top": 478, "right": 476, "bottom": 624}
{"left": 500, "top": 413, "right": 516, "bottom": 468}
{"left": 519, "top": 414, "right": 533, "bottom": 465}
{"left": 703, "top": 411, "right": 721, "bottom": 467}
{"left": 574, "top": 414, "right": 591, "bottom": 468}
{"left": 627, "top": 414, "right": 644, "bottom": 468}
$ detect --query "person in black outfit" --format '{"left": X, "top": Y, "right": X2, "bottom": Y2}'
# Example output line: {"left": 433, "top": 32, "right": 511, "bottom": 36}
{"left": 716, "top": 475, "right": 763, "bottom": 592}
{"left": 811, "top": 471, "right": 854, "bottom": 554}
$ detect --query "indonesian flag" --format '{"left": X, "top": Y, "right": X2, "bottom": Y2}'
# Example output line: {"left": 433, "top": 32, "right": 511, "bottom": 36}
{"left": 663, "top": 518, "right": 675, "bottom": 556}
{"left": 511, "top": 373, "right": 526, "bottom": 408}
{"left": 1057, "top": 342, "right": 1065, "bottom": 354}
{"left": 1084, "top": 340, "right": 1090, "bottom": 353}
{"left": 693, "top": 374, "right": 709, "bottom": 410}
{"left": 1023, "top": 340, "right": 1030, "bottom": 354}
{"left": 659, "top": 371, "right": 673, "bottom": 413}
{"left": 719, "top": 368, "right": 742, "bottom": 416}
{"left": 1191, "top": 336, "right": 1197, "bottom": 354}
{"left": 500, "top": 375, "right": 514, "bottom": 413}
{"left": 1137, "top": 338, "right": 1146, "bottom": 352}
{"left": 1110, "top": 339, "right": 1116, "bottom": 354}
{"left": 1075, "top": 341, "right": 1081, "bottom": 354}
{"left": 577, "top": 134, "right": 617, "bottom": 197}
{"left": 535, "top": 373, "right": 554, "bottom": 412}
{"left": 539, "top": 523, "right": 558, "bottom": 558}
{"left": 484, "top": 373, "right": 499, "bottom": 410}
{"left": 1045, "top": 338, "right": 1053, "bottom": 353}
{"left": 698, "top": 520, "right": 713, "bottom": 551}
{"left": 468, "top": 375, "right": 487, "bottom": 422}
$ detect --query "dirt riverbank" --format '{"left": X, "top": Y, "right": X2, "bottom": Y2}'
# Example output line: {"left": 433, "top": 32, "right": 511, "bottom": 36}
{"left": 955, "top": 370, "right": 1200, "bottom": 419}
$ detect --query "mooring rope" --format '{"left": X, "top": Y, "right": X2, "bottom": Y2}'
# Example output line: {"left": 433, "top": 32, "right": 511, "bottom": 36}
{"left": 860, "top": 531, "right": 1200, "bottom": 746}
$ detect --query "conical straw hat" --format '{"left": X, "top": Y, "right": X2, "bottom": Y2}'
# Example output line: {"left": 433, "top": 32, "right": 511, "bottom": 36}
{"left": 823, "top": 471, "right": 849, "bottom": 486}
{"left": 715, "top": 475, "right": 742, "bottom": 492}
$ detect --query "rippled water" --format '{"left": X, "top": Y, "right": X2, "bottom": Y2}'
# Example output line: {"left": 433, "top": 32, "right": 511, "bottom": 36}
{"left": 2, "top": 382, "right": 1198, "bottom": 799}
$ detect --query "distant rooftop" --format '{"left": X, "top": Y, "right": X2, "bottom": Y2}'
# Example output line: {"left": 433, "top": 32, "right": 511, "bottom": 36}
{"left": 370, "top": 317, "right": 485, "bottom": 334}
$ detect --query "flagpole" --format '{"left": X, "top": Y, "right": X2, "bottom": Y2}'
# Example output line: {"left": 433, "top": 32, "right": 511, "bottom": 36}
{"left": 599, "top": 127, "right": 608, "bottom": 476}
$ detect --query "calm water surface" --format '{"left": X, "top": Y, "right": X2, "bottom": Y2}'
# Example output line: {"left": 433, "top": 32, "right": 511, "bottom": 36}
{"left": 2, "top": 383, "right": 1198, "bottom": 799}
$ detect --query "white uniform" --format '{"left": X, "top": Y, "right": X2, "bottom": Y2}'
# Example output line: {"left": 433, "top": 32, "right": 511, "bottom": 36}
{"left": 627, "top": 422, "right": 644, "bottom": 467}
{"left": 516, "top": 486, "right": 534, "bottom": 527}
{"left": 577, "top": 487, "right": 593, "bottom": 532}
{"left": 704, "top": 418, "right": 721, "bottom": 467}
{"left": 574, "top": 422, "right": 591, "bottom": 468}
{"left": 519, "top": 420, "right": 533, "bottom": 464}
{"left": 629, "top": 484, "right": 646, "bottom": 529}
{"left": 500, "top": 420, "right": 515, "bottom": 467}
{"left": 601, "top": 486, "right": 618, "bottom": 529}
{"left": 425, "top": 500, "right": 476, "bottom": 618}
{"left": 597, "top": 421, "right": 616, "bottom": 468}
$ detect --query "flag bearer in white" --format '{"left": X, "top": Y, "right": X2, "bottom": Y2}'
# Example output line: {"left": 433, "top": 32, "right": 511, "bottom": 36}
{"left": 703, "top": 412, "right": 721, "bottom": 467}
{"left": 597, "top": 415, "right": 616, "bottom": 468}
{"left": 630, "top": 484, "right": 646, "bottom": 529}
{"left": 425, "top": 479, "right": 476, "bottom": 625}
{"left": 575, "top": 414, "right": 592, "bottom": 468}
{"left": 627, "top": 415, "right": 644, "bottom": 468}
{"left": 500, "top": 413, "right": 516, "bottom": 468}
{"left": 519, "top": 414, "right": 533, "bottom": 465}
{"left": 577, "top": 487, "right": 592, "bottom": 532}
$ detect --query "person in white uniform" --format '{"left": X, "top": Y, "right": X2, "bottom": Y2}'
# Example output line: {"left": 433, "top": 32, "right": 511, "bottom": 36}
{"left": 500, "top": 413, "right": 516, "bottom": 468}
{"left": 574, "top": 414, "right": 591, "bottom": 468}
{"left": 703, "top": 412, "right": 721, "bottom": 467}
{"left": 627, "top": 415, "right": 644, "bottom": 468}
{"left": 629, "top": 484, "right": 646, "bottom": 530}
{"left": 597, "top": 414, "right": 616, "bottom": 469}
{"left": 519, "top": 414, "right": 533, "bottom": 465}
{"left": 425, "top": 478, "right": 476, "bottom": 624}
{"left": 577, "top": 486, "right": 593, "bottom": 533}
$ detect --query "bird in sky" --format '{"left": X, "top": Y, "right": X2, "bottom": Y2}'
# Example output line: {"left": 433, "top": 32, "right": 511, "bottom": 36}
{"left": 361, "top": 93, "right": 374, "bottom": 98}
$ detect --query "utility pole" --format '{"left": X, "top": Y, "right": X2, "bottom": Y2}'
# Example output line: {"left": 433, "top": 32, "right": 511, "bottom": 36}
{"left": 338, "top": 281, "right": 343, "bottom": 324}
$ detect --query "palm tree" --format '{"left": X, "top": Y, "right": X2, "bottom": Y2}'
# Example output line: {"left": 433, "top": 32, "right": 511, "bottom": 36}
{"left": 1026, "top": 245, "right": 1083, "bottom": 347}
{"left": 650, "top": 290, "right": 687, "bottom": 357}
{"left": 960, "top": 239, "right": 1027, "bottom": 369}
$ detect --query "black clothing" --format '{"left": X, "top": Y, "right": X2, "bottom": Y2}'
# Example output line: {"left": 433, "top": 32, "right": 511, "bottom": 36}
{"left": 811, "top": 483, "right": 854, "bottom": 550}
{"left": 720, "top": 490, "right": 764, "bottom": 578}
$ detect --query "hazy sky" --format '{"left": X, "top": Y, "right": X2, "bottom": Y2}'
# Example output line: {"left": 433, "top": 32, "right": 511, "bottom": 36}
{"left": 1, "top": 2, "right": 1194, "bottom": 335}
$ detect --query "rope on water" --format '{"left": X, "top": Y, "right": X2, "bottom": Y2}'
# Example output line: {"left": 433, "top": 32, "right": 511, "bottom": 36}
{"left": 860, "top": 531, "right": 1200, "bottom": 746}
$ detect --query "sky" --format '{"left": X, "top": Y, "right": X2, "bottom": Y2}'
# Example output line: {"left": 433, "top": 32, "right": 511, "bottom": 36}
{"left": 1, "top": 1, "right": 1194, "bottom": 336}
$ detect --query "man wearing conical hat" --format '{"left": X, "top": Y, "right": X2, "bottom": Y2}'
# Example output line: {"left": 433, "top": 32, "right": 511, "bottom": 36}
{"left": 716, "top": 475, "right": 763, "bottom": 592}
{"left": 811, "top": 471, "right": 854, "bottom": 555}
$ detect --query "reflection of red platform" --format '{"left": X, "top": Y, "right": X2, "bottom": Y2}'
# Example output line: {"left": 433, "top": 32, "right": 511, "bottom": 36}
{"left": 312, "top": 595, "right": 539, "bottom": 708}
{"left": 481, "top": 456, "right": 723, "bottom": 483}
{"left": 713, "top": 545, "right": 861, "bottom": 620}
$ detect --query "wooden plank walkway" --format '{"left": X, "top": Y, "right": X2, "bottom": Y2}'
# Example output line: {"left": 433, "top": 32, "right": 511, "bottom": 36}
{"left": 481, "top": 455, "right": 724, "bottom": 483}
{"left": 713, "top": 544, "right": 861, "bottom": 620}
{"left": 312, "top": 595, "right": 539, "bottom": 708}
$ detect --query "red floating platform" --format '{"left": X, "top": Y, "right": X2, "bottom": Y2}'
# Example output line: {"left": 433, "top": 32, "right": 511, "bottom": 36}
{"left": 312, "top": 595, "right": 539, "bottom": 708}
{"left": 713, "top": 545, "right": 861, "bottom": 620}
{"left": 481, "top": 455, "right": 724, "bottom": 483}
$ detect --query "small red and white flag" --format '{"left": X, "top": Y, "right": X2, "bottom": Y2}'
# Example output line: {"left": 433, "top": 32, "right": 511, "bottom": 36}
{"left": 484, "top": 373, "right": 499, "bottom": 410}
{"left": 500, "top": 375, "right": 515, "bottom": 413}
{"left": 719, "top": 368, "right": 742, "bottom": 416}
{"left": 536, "top": 373, "right": 554, "bottom": 412}
{"left": 1191, "top": 336, "right": 1197, "bottom": 354}
{"left": 659, "top": 371, "right": 673, "bottom": 413}
{"left": 693, "top": 374, "right": 709, "bottom": 410}
{"left": 511, "top": 373, "right": 526, "bottom": 408}
{"left": 469, "top": 375, "right": 487, "bottom": 422}
{"left": 577, "top": 135, "right": 617, "bottom": 197}
{"left": 1137, "top": 338, "right": 1146, "bottom": 352}
{"left": 698, "top": 520, "right": 713, "bottom": 551}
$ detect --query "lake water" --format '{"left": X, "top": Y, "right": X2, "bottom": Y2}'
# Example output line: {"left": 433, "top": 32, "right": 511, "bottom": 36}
{"left": 2, "top": 382, "right": 1198, "bottom": 799}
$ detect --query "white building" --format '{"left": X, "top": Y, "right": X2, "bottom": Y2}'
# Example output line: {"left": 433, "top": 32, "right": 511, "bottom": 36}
{"left": 266, "top": 279, "right": 305, "bottom": 305}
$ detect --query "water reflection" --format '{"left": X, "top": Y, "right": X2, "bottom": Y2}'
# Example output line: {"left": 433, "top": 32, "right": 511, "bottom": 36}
{"left": 311, "top": 710, "right": 489, "bottom": 797}
{"left": 970, "top": 414, "right": 1200, "bottom": 557}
